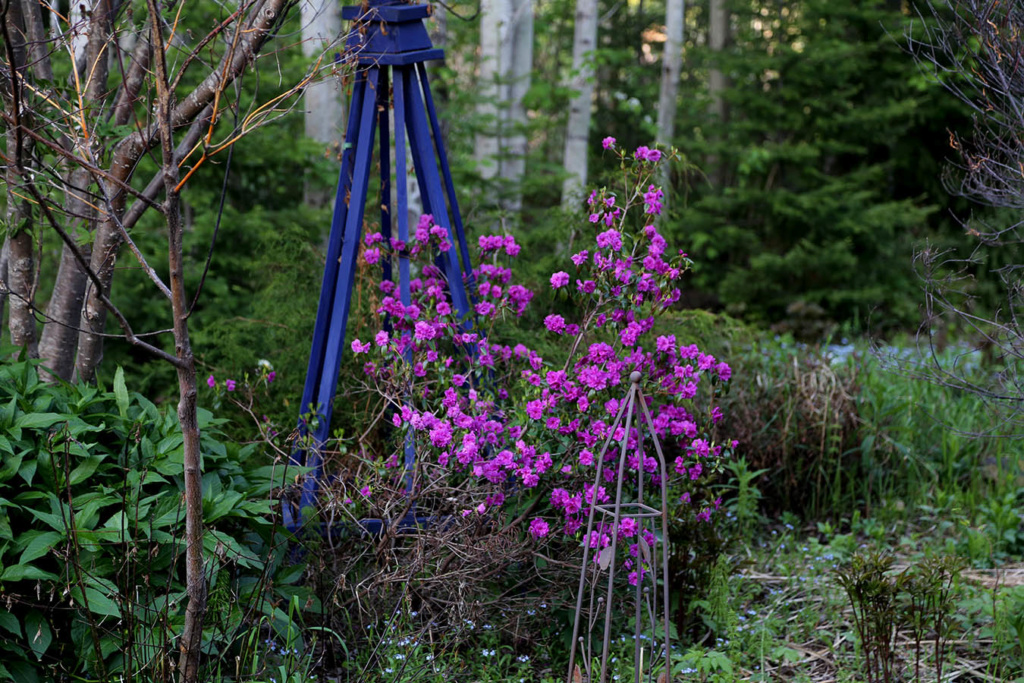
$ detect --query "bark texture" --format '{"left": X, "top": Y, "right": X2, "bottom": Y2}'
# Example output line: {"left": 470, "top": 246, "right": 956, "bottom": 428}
{"left": 302, "top": 0, "right": 345, "bottom": 207}
{"left": 476, "top": 0, "right": 512, "bottom": 181}
{"left": 503, "top": 0, "right": 534, "bottom": 214}
{"left": 75, "top": 0, "right": 291, "bottom": 382}
{"left": 561, "top": 0, "right": 599, "bottom": 209}
{"left": 3, "top": 0, "right": 39, "bottom": 356}
{"left": 36, "top": 0, "right": 108, "bottom": 379}
{"left": 143, "top": 5, "right": 206, "bottom": 679}
{"left": 656, "top": 0, "right": 684, "bottom": 153}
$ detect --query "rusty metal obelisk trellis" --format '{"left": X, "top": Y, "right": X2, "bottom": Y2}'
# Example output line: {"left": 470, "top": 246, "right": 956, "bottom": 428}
{"left": 568, "top": 371, "right": 673, "bottom": 683}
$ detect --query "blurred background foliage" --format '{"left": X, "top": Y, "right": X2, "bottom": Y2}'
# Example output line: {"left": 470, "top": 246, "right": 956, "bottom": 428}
{"left": 89, "top": 0, "right": 1004, "bottom": 399}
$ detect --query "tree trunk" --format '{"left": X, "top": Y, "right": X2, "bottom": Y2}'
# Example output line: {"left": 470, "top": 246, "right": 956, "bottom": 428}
{"left": 561, "top": 0, "right": 599, "bottom": 209}
{"left": 74, "top": 172, "right": 127, "bottom": 382}
{"left": 0, "top": 240, "right": 8, "bottom": 339}
{"left": 143, "top": 2, "right": 207, "bottom": 679}
{"left": 74, "top": 0, "right": 290, "bottom": 383}
{"left": 7, "top": 224, "right": 38, "bottom": 357}
{"left": 656, "top": 0, "right": 684, "bottom": 188}
{"left": 302, "top": 0, "right": 345, "bottom": 207}
{"left": 3, "top": 0, "right": 39, "bottom": 357}
{"left": 39, "top": 221, "right": 91, "bottom": 380}
{"left": 476, "top": 0, "right": 512, "bottom": 183}
{"left": 34, "top": 0, "right": 104, "bottom": 380}
{"left": 707, "top": 0, "right": 729, "bottom": 187}
{"left": 503, "top": 0, "right": 533, "bottom": 214}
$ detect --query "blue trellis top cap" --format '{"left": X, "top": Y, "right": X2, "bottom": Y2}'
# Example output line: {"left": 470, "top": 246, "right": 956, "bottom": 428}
{"left": 341, "top": 1, "right": 445, "bottom": 65}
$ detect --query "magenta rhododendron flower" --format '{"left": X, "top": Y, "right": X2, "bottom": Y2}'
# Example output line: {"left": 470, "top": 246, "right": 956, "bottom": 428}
{"left": 634, "top": 146, "right": 662, "bottom": 162}
{"left": 602, "top": 136, "right": 616, "bottom": 149}
{"left": 618, "top": 517, "right": 638, "bottom": 538}
{"left": 414, "top": 321, "right": 436, "bottom": 341}
{"left": 337, "top": 141, "right": 734, "bottom": 572}
{"left": 529, "top": 518, "right": 550, "bottom": 538}
{"left": 596, "top": 229, "right": 622, "bottom": 251}
{"left": 268, "top": 371, "right": 276, "bottom": 383}
{"left": 207, "top": 375, "right": 215, "bottom": 388}
{"left": 225, "top": 379, "right": 236, "bottom": 392}
{"left": 544, "top": 314, "right": 567, "bottom": 334}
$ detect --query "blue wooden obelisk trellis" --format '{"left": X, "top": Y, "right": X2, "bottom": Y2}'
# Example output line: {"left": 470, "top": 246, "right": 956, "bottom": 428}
{"left": 283, "top": 0, "right": 475, "bottom": 533}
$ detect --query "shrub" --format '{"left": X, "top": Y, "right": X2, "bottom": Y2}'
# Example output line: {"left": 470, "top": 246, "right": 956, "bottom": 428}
{"left": 287, "top": 144, "right": 736, "bottom": 660}
{"left": 0, "top": 354, "right": 305, "bottom": 681}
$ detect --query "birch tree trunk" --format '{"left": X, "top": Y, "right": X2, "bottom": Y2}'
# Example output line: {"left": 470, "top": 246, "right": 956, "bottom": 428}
{"left": 561, "top": 0, "right": 599, "bottom": 209}
{"left": 37, "top": 0, "right": 111, "bottom": 380}
{"left": 707, "top": 0, "right": 729, "bottom": 187}
{"left": 3, "top": 0, "right": 39, "bottom": 357}
{"left": 503, "top": 0, "right": 533, "bottom": 214}
{"left": 73, "top": 0, "right": 291, "bottom": 383}
{"left": 476, "top": 0, "right": 512, "bottom": 182}
{"left": 302, "top": 0, "right": 345, "bottom": 207}
{"left": 656, "top": 0, "right": 684, "bottom": 188}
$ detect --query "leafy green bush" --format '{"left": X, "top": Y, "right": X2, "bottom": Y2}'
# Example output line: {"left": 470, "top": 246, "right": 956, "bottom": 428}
{"left": 0, "top": 354, "right": 310, "bottom": 681}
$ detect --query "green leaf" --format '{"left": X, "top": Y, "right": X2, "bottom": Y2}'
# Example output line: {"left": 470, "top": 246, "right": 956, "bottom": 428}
{"left": 13, "top": 413, "right": 66, "bottom": 430}
{"left": 70, "top": 585, "right": 121, "bottom": 618}
{"left": 0, "top": 452, "right": 23, "bottom": 484}
{"left": 17, "top": 530, "right": 63, "bottom": 565}
{"left": 1, "top": 565, "right": 58, "bottom": 582}
{"left": 204, "top": 529, "right": 261, "bottom": 568}
{"left": 24, "top": 610, "right": 52, "bottom": 661}
{"left": 18, "top": 457, "right": 36, "bottom": 486}
{"left": 4, "top": 660, "right": 38, "bottom": 683}
{"left": 100, "top": 511, "right": 133, "bottom": 541}
{"left": 0, "top": 610, "right": 21, "bottom": 638}
{"left": 68, "top": 454, "right": 103, "bottom": 486}
{"left": 205, "top": 490, "right": 244, "bottom": 523}
{"left": 113, "top": 367, "right": 129, "bottom": 419}
{"left": 0, "top": 398, "right": 16, "bottom": 429}
{"left": 26, "top": 506, "right": 65, "bottom": 533}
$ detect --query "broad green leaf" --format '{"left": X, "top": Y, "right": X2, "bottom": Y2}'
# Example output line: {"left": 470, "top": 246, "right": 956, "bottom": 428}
{"left": 275, "top": 563, "right": 306, "bottom": 585}
{"left": 24, "top": 610, "right": 52, "bottom": 661}
{"left": 205, "top": 529, "right": 261, "bottom": 568}
{"left": 0, "top": 453, "right": 23, "bottom": 483}
{"left": 1, "top": 565, "right": 58, "bottom": 582}
{"left": 113, "top": 367, "right": 129, "bottom": 419}
{"left": 68, "top": 455, "right": 104, "bottom": 486}
{"left": 18, "top": 457, "right": 36, "bottom": 486}
{"left": 205, "top": 490, "right": 243, "bottom": 523}
{"left": 0, "top": 610, "right": 21, "bottom": 638}
{"left": 0, "top": 398, "right": 16, "bottom": 429}
{"left": 26, "top": 506, "right": 65, "bottom": 533}
{"left": 136, "top": 395, "right": 161, "bottom": 423}
{"left": 70, "top": 585, "right": 121, "bottom": 618}
{"left": 100, "top": 511, "right": 133, "bottom": 542}
{"left": 5, "top": 660, "right": 38, "bottom": 683}
{"left": 156, "top": 433, "right": 184, "bottom": 456}
{"left": 17, "top": 530, "right": 63, "bottom": 565}
{"left": 153, "top": 448, "right": 184, "bottom": 476}
{"left": 13, "top": 413, "right": 66, "bottom": 430}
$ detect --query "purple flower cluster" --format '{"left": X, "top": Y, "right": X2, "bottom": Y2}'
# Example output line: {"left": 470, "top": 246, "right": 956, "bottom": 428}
{"left": 347, "top": 142, "right": 735, "bottom": 577}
